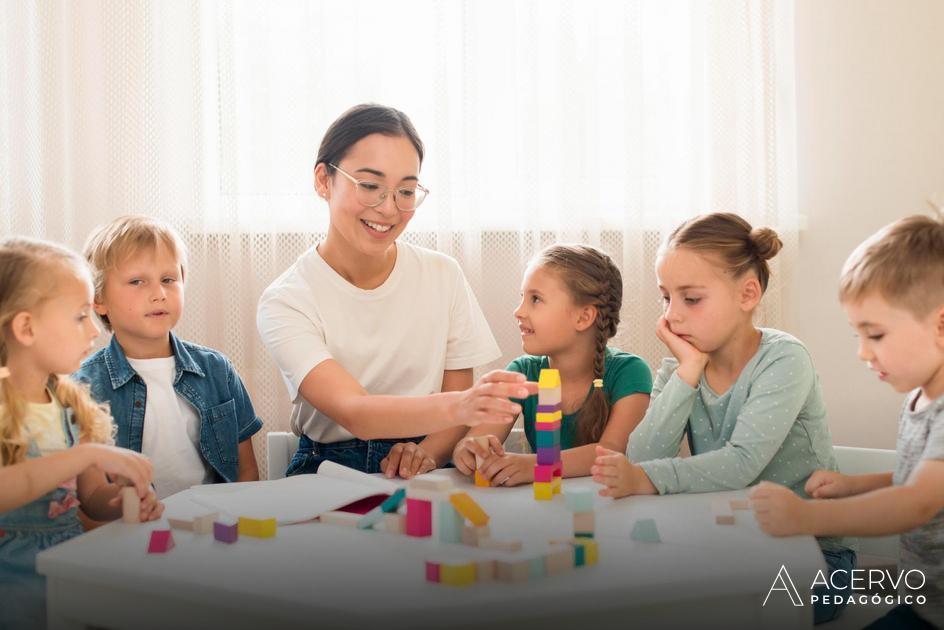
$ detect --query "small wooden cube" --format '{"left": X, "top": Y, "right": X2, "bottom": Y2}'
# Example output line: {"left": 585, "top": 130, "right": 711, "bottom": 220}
{"left": 147, "top": 530, "right": 174, "bottom": 553}
{"left": 121, "top": 487, "right": 140, "bottom": 524}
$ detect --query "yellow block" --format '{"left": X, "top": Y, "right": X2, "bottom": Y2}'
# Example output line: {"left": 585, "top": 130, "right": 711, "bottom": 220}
{"left": 474, "top": 470, "right": 490, "bottom": 488}
{"left": 238, "top": 516, "right": 277, "bottom": 538}
{"left": 536, "top": 410, "right": 562, "bottom": 423}
{"left": 538, "top": 368, "right": 561, "bottom": 389}
{"left": 574, "top": 538, "right": 599, "bottom": 565}
{"left": 552, "top": 476, "right": 562, "bottom": 494}
{"left": 533, "top": 482, "right": 553, "bottom": 501}
{"left": 450, "top": 492, "right": 490, "bottom": 527}
{"left": 440, "top": 561, "right": 476, "bottom": 586}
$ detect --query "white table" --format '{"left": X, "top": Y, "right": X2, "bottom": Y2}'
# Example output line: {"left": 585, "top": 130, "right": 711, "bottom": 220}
{"left": 38, "top": 470, "right": 823, "bottom": 630}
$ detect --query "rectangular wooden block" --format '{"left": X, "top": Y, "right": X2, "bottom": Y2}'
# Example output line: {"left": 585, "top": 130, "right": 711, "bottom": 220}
{"left": 534, "top": 419, "right": 561, "bottom": 432}
{"left": 440, "top": 561, "right": 476, "bottom": 586}
{"left": 552, "top": 476, "right": 562, "bottom": 494}
{"left": 238, "top": 517, "right": 277, "bottom": 538}
{"left": 383, "top": 512, "right": 407, "bottom": 534}
{"left": 573, "top": 512, "right": 596, "bottom": 535}
{"left": 536, "top": 410, "right": 563, "bottom": 424}
{"left": 563, "top": 487, "right": 595, "bottom": 513}
{"left": 473, "top": 470, "right": 490, "bottom": 488}
{"left": 536, "top": 403, "right": 562, "bottom": 414}
{"left": 213, "top": 521, "right": 238, "bottom": 544}
{"left": 147, "top": 530, "right": 174, "bottom": 553}
{"left": 712, "top": 499, "right": 735, "bottom": 525}
{"left": 449, "top": 492, "right": 490, "bottom": 526}
{"left": 380, "top": 488, "right": 406, "bottom": 513}
{"left": 410, "top": 474, "right": 454, "bottom": 492}
{"left": 538, "top": 388, "right": 562, "bottom": 406}
{"left": 538, "top": 368, "right": 561, "bottom": 389}
{"left": 320, "top": 511, "right": 360, "bottom": 528}
{"left": 425, "top": 561, "right": 440, "bottom": 583}
{"left": 533, "top": 481, "right": 553, "bottom": 501}
{"left": 574, "top": 538, "right": 599, "bottom": 565}
{"left": 437, "top": 501, "right": 464, "bottom": 544}
{"left": 461, "top": 524, "right": 491, "bottom": 547}
{"left": 630, "top": 518, "right": 661, "bottom": 543}
{"left": 121, "top": 487, "right": 140, "bottom": 524}
{"left": 534, "top": 464, "right": 557, "bottom": 483}
{"left": 496, "top": 558, "right": 530, "bottom": 583}
{"left": 475, "top": 559, "right": 496, "bottom": 582}
{"left": 192, "top": 513, "right": 218, "bottom": 535}
{"left": 545, "top": 545, "right": 575, "bottom": 575}
{"left": 536, "top": 446, "right": 561, "bottom": 466}
{"left": 479, "top": 538, "right": 523, "bottom": 552}
{"left": 357, "top": 505, "right": 386, "bottom": 530}
{"left": 729, "top": 498, "right": 750, "bottom": 510}
{"left": 168, "top": 517, "right": 194, "bottom": 531}
{"left": 535, "top": 430, "right": 560, "bottom": 449}
{"left": 405, "top": 498, "right": 433, "bottom": 537}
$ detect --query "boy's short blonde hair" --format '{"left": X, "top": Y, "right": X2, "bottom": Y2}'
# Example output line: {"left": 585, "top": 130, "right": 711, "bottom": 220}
{"left": 83, "top": 215, "right": 188, "bottom": 330}
{"left": 839, "top": 212, "right": 944, "bottom": 317}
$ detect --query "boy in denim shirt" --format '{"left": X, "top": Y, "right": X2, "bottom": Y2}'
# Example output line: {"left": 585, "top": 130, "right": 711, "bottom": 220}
{"left": 75, "top": 216, "right": 261, "bottom": 498}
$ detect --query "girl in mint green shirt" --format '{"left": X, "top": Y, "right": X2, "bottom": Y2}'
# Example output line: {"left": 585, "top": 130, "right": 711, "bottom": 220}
{"left": 452, "top": 244, "right": 652, "bottom": 486}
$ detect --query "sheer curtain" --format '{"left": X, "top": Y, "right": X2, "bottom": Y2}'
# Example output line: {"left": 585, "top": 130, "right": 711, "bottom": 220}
{"left": 0, "top": 0, "right": 797, "bottom": 476}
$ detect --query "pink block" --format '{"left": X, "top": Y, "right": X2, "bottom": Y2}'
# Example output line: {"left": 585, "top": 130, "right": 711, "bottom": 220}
{"left": 553, "top": 461, "right": 562, "bottom": 478}
{"left": 425, "top": 561, "right": 440, "bottom": 583}
{"left": 534, "top": 464, "right": 556, "bottom": 483}
{"left": 406, "top": 498, "right": 432, "bottom": 537}
{"left": 147, "top": 530, "right": 175, "bottom": 553}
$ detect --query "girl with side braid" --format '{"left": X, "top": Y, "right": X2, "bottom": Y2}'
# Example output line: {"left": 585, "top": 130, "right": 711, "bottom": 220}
{"left": 452, "top": 244, "right": 653, "bottom": 486}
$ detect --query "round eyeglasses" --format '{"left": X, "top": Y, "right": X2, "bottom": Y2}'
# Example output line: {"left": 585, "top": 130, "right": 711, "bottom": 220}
{"left": 329, "top": 163, "right": 429, "bottom": 212}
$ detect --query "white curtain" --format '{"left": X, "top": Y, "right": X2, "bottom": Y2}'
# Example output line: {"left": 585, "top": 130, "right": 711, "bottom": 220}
{"left": 0, "top": 0, "right": 797, "bottom": 477}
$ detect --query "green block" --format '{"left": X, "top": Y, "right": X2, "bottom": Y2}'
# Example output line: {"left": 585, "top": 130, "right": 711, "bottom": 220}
{"left": 575, "top": 531, "right": 594, "bottom": 539}
{"left": 535, "top": 429, "right": 560, "bottom": 448}
{"left": 573, "top": 543, "right": 586, "bottom": 567}
{"left": 630, "top": 518, "right": 662, "bottom": 543}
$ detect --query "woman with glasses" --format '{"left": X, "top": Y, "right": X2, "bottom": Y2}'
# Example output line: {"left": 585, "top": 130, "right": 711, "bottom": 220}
{"left": 257, "top": 104, "right": 534, "bottom": 478}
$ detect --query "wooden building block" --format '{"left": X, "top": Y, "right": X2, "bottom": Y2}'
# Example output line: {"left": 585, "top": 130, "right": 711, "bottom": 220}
{"left": 320, "top": 511, "right": 361, "bottom": 528}
{"left": 193, "top": 513, "right": 218, "bottom": 535}
{"left": 479, "top": 538, "right": 523, "bottom": 552}
{"left": 410, "top": 474, "right": 454, "bottom": 492}
{"left": 437, "top": 501, "right": 464, "bottom": 544}
{"left": 536, "top": 403, "right": 562, "bottom": 414}
{"left": 534, "top": 464, "right": 557, "bottom": 483}
{"left": 473, "top": 470, "right": 490, "bottom": 488}
{"left": 552, "top": 476, "right": 562, "bottom": 494}
{"left": 545, "top": 545, "right": 575, "bottom": 576}
{"left": 574, "top": 539, "right": 599, "bottom": 566}
{"left": 147, "top": 530, "right": 174, "bottom": 553}
{"left": 573, "top": 512, "right": 596, "bottom": 536}
{"left": 440, "top": 561, "right": 476, "bottom": 586}
{"left": 630, "top": 518, "right": 661, "bottom": 543}
{"left": 496, "top": 558, "right": 530, "bottom": 583}
{"left": 536, "top": 446, "right": 561, "bottom": 466}
{"left": 380, "top": 488, "right": 406, "bottom": 513}
{"left": 405, "top": 498, "right": 433, "bottom": 537}
{"left": 357, "top": 505, "right": 386, "bottom": 530}
{"left": 425, "top": 561, "right": 441, "bottom": 583}
{"left": 712, "top": 500, "right": 735, "bottom": 525}
{"left": 538, "top": 387, "right": 562, "bottom": 406}
{"left": 533, "top": 481, "right": 553, "bottom": 500}
{"left": 536, "top": 430, "right": 560, "bottom": 449}
{"left": 406, "top": 486, "right": 453, "bottom": 503}
{"left": 538, "top": 368, "right": 561, "bottom": 389}
{"left": 461, "top": 524, "right": 491, "bottom": 547}
{"left": 449, "top": 492, "right": 490, "bottom": 526}
{"left": 729, "top": 498, "right": 750, "bottom": 511}
{"left": 238, "top": 516, "right": 277, "bottom": 538}
{"left": 121, "top": 487, "right": 140, "bottom": 524}
{"left": 213, "top": 521, "right": 238, "bottom": 544}
{"left": 168, "top": 517, "right": 194, "bottom": 531}
{"left": 383, "top": 512, "right": 407, "bottom": 534}
{"left": 475, "top": 559, "right": 496, "bottom": 582}
{"left": 563, "top": 487, "right": 595, "bottom": 513}
{"left": 536, "top": 410, "right": 563, "bottom": 424}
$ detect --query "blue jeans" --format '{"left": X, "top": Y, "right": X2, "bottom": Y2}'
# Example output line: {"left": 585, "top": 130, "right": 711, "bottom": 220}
{"left": 285, "top": 434, "right": 425, "bottom": 476}
{"left": 814, "top": 548, "right": 858, "bottom": 624}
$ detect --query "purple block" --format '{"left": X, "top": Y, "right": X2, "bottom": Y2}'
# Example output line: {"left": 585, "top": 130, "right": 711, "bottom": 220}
{"left": 536, "top": 445, "right": 561, "bottom": 465}
{"left": 214, "top": 521, "right": 239, "bottom": 544}
{"left": 536, "top": 404, "right": 562, "bottom": 413}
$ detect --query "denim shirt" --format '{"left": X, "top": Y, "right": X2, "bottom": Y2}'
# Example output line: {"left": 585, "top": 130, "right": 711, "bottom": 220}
{"left": 74, "top": 333, "right": 263, "bottom": 483}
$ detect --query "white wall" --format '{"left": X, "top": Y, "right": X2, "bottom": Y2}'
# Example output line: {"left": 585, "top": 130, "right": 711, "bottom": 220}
{"left": 788, "top": 0, "right": 944, "bottom": 448}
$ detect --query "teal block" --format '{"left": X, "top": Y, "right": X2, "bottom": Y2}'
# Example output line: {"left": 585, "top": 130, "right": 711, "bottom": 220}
{"left": 630, "top": 518, "right": 661, "bottom": 543}
{"left": 528, "top": 556, "right": 545, "bottom": 579}
{"left": 536, "top": 430, "right": 560, "bottom": 448}
{"left": 574, "top": 532, "right": 594, "bottom": 539}
{"left": 572, "top": 543, "right": 585, "bottom": 567}
{"left": 437, "top": 501, "right": 463, "bottom": 544}
{"left": 563, "top": 487, "right": 594, "bottom": 513}
{"left": 380, "top": 488, "right": 406, "bottom": 513}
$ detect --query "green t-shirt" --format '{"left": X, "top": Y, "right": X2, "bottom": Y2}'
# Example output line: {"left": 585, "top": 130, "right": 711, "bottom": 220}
{"left": 507, "top": 347, "right": 653, "bottom": 450}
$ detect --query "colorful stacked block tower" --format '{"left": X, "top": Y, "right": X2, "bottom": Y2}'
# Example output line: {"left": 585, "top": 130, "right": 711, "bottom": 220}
{"left": 534, "top": 368, "right": 563, "bottom": 500}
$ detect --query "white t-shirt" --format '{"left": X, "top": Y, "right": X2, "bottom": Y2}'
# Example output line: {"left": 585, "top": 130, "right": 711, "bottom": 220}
{"left": 127, "top": 356, "right": 214, "bottom": 499}
{"left": 257, "top": 241, "right": 501, "bottom": 443}
{"left": 27, "top": 394, "right": 68, "bottom": 452}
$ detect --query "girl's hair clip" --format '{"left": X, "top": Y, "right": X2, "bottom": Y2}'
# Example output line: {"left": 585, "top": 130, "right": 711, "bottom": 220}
{"left": 593, "top": 378, "right": 603, "bottom": 389}
{"left": 0, "top": 366, "right": 10, "bottom": 380}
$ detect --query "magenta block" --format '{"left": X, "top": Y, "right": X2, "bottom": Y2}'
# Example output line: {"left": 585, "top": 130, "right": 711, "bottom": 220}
{"left": 213, "top": 521, "right": 239, "bottom": 544}
{"left": 553, "top": 461, "right": 562, "bottom": 478}
{"left": 534, "top": 464, "right": 557, "bottom": 483}
{"left": 535, "top": 419, "right": 561, "bottom": 431}
{"left": 406, "top": 498, "right": 432, "bottom": 537}
{"left": 147, "top": 530, "right": 175, "bottom": 553}
{"left": 425, "top": 561, "right": 440, "bottom": 583}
